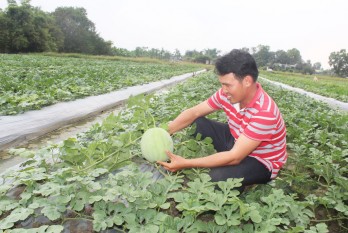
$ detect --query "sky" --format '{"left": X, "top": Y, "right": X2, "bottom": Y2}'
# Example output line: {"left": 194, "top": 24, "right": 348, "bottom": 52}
{"left": 1, "top": 0, "right": 347, "bottom": 69}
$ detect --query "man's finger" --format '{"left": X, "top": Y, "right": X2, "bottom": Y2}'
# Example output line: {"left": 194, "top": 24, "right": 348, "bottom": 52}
{"left": 157, "top": 161, "right": 173, "bottom": 171}
{"left": 166, "top": 150, "right": 176, "bottom": 159}
{"left": 157, "top": 161, "right": 169, "bottom": 166}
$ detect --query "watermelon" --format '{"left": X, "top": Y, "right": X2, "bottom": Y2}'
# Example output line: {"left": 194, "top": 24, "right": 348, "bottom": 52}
{"left": 140, "top": 127, "right": 173, "bottom": 162}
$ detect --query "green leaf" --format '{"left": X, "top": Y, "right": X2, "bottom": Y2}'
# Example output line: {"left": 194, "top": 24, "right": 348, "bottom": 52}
{"left": 0, "top": 207, "right": 34, "bottom": 230}
{"left": 55, "top": 195, "right": 72, "bottom": 204}
{"left": 33, "top": 182, "right": 61, "bottom": 196}
{"left": 0, "top": 218, "right": 14, "bottom": 230}
{"left": 86, "top": 181, "right": 102, "bottom": 192}
{"left": 89, "top": 168, "right": 109, "bottom": 177}
{"left": 0, "top": 199, "right": 19, "bottom": 214}
{"left": 214, "top": 214, "right": 226, "bottom": 225}
{"left": 71, "top": 198, "right": 85, "bottom": 212}
{"left": 8, "top": 226, "right": 48, "bottom": 233}
{"left": 248, "top": 209, "right": 262, "bottom": 223}
{"left": 315, "top": 223, "right": 329, "bottom": 233}
{"left": 112, "top": 215, "right": 124, "bottom": 226}
{"left": 186, "top": 139, "right": 199, "bottom": 151}
{"left": 47, "top": 225, "right": 64, "bottom": 233}
{"left": 92, "top": 210, "right": 108, "bottom": 231}
{"left": 227, "top": 214, "right": 241, "bottom": 226}
{"left": 160, "top": 202, "right": 170, "bottom": 209}
{"left": 28, "top": 198, "right": 48, "bottom": 209}
{"left": 89, "top": 195, "right": 103, "bottom": 204}
{"left": 8, "top": 148, "right": 35, "bottom": 158}
{"left": 66, "top": 176, "right": 83, "bottom": 182}
{"left": 124, "top": 213, "right": 136, "bottom": 226}
{"left": 334, "top": 201, "right": 347, "bottom": 212}
{"left": 0, "top": 185, "right": 11, "bottom": 195}
{"left": 41, "top": 205, "right": 62, "bottom": 221}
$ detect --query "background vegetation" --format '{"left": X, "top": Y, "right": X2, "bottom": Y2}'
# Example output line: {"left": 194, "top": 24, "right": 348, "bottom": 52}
{"left": 0, "top": 53, "right": 205, "bottom": 115}
{"left": 260, "top": 71, "right": 348, "bottom": 102}
{"left": 1, "top": 0, "right": 348, "bottom": 77}
{"left": 1, "top": 72, "right": 347, "bottom": 232}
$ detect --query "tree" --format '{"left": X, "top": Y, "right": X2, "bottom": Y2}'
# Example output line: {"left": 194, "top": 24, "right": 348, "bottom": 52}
{"left": 329, "top": 49, "right": 348, "bottom": 77}
{"left": 112, "top": 47, "right": 133, "bottom": 57}
{"left": 252, "top": 45, "right": 274, "bottom": 67}
{"left": 183, "top": 50, "right": 202, "bottom": 62}
{"left": 0, "top": 0, "right": 62, "bottom": 53}
{"left": 134, "top": 46, "right": 148, "bottom": 57}
{"left": 274, "top": 50, "right": 290, "bottom": 64}
{"left": 0, "top": 9, "right": 10, "bottom": 52}
{"left": 173, "top": 49, "right": 182, "bottom": 60}
{"left": 313, "top": 62, "right": 321, "bottom": 70}
{"left": 149, "top": 48, "right": 160, "bottom": 58}
{"left": 241, "top": 47, "right": 250, "bottom": 53}
{"left": 203, "top": 48, "right": 220, "bottom": 64}
{"left": 53, "top": 7, "right": 94, "bottom": 53}
{"left": 287, "top": 48, "right": 302, "bottom": 65}
{"left": 297, "top": 60, "right": 315, "bottom": 75}
{"left": 52, "top": 7, "right": 112, "bottom": 54}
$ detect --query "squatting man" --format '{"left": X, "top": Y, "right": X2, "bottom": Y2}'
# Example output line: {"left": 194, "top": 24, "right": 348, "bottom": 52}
{"left": 157, "top": 49, "right": 287, "bottom": 192}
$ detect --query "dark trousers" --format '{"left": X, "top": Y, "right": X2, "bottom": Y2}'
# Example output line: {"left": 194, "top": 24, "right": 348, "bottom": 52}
{"left": 193, "top": 117, "right": 271, "bottom": 191}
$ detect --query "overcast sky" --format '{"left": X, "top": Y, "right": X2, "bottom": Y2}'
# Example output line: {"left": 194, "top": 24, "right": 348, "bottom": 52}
{"left": 1, "top": 0, "right": 347, "bottom": 68}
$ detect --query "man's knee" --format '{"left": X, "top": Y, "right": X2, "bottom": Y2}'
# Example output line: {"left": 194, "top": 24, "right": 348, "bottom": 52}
{"left": 192, "top": 116, "right": 208, "bottom": 136}
{"left": 193, "top": 116, "right": 207, "bottom": 127}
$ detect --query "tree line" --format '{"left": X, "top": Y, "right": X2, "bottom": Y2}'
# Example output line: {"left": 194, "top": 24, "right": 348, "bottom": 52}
{"left": 0, "top": 0, "right": 113, "bottom": 55}
{"left": 1, "top": 0, "right": 347, "bottom": 77}
{"left": 243, "top": 45, "right": 348, "bottom": 77}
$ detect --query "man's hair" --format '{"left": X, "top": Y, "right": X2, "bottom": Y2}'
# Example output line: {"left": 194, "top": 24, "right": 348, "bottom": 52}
{"left": 214, "top": 49, "right": 259, "bottom": 82}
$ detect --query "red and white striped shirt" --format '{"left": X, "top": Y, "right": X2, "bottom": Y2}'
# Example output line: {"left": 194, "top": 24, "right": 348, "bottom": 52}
{"left": 207, "top": 83, "right": 287, "bottom": 179}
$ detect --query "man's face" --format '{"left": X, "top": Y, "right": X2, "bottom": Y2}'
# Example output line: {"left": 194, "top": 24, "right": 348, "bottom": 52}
{"left": 218, "top": 73, "right": 246, "bottom": 104}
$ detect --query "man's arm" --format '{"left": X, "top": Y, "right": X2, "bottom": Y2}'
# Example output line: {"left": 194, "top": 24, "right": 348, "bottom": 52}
{"left": 168, "top": 100, "right": 216, "bottom": 135}
{"left": 158, "top": 134, "right": 262, "bottom": 172}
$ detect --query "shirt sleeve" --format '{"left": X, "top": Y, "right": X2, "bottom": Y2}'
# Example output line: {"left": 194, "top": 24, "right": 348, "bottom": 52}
{"left": 243, "top": 111, "right": 278, "bottom": 141}
{"left": 207, "top": 88, "right": 224, "bottom": 110}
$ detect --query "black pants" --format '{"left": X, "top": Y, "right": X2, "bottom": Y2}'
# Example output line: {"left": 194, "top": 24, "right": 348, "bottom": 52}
{"left": 193, "top": 117, "right": 272, "bottom": 191}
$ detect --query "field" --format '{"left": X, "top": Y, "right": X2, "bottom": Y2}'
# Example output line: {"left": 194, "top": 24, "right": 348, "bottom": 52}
{"left": 260, "top": 71, "right": 348, "bottom": 102}
{"left": 0, "top": 54, "right": 206, "bottom": 115}
{"left": 0, "top": 66, "right": 347, "bottom": 232}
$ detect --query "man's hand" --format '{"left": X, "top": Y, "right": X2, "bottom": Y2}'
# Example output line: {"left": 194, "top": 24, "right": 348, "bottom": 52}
{"left": 157, "top": 151, "right": 188, "bottom": 172}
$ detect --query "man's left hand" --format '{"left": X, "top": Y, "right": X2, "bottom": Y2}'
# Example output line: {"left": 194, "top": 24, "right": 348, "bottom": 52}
{"left": 157, "top": 151, "right": 188, "bottom": 172}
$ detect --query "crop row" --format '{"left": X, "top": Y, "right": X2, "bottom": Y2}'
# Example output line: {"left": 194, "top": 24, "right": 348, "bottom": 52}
{"left": 0, "top": 54, "right": 205, "bottom": 115}
{"left": 260, "top": 71, "right": 348, "bottom": 102}
{"left": 0, "top": 72, "right": 347, "bottom": 232}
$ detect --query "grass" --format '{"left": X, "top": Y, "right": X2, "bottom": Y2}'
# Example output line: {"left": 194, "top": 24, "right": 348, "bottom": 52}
{"left": 260, "top": 70, "right": 348, "bottom": 102}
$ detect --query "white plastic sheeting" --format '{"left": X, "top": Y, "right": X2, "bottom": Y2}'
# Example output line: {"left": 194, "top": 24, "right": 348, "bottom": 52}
{"left": 260, "top": 77, "right": 348, "bottom": 112}
{"left": 0, "top": 70, "right": 206, "bottom": 151}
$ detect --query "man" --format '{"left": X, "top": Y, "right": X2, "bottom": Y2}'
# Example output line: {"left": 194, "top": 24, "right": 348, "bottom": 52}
{"left": 157, "top": 49, "right": 287, "bottom": 191}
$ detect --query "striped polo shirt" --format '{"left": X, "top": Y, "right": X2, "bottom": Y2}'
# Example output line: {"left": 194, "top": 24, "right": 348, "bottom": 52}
{"left": 207, "top": 83, "right": 287, "bottom": 179}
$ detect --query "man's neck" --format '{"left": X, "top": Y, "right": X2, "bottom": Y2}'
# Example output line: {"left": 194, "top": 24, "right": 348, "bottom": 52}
{"left": 240, "top": 83, "right": 258, "bottom": 109}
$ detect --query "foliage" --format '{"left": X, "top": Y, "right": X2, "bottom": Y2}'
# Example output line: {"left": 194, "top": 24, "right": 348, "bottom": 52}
{"left": 260, "top": 70, "right": 348, "bottom": 102}
{"left": 263, "top": 79, "right": 348, "bottom": 233}
{"left": 184, "top": 49, "right": 220, "bottom": 64}
{"left": 252, "top": 45, "right": 273, "bottom": 67}
{"left": 0, "top": 53, "right": 203, "bottom": 115}
{"left": 0, "top": 1, "right": 112, "bottom": 55}
{"left": 329, "top": 49, "right": 348, "bottom": 77}
{"left": 0, "top": 1, "right": 63, "bottom": 53}
{"left": 250, "top": 45, "right": 317, "bottom": 74}
{"left": 52, "top": 6, "right": 112, "bottom": 55}
{"left": 1, "top": 71, "right": 346, "bottom": 232}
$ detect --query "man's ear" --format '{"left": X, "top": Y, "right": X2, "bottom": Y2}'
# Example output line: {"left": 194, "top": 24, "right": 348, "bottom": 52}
{"left": 243, "top": 75, "right": 253, "bottom": 87}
